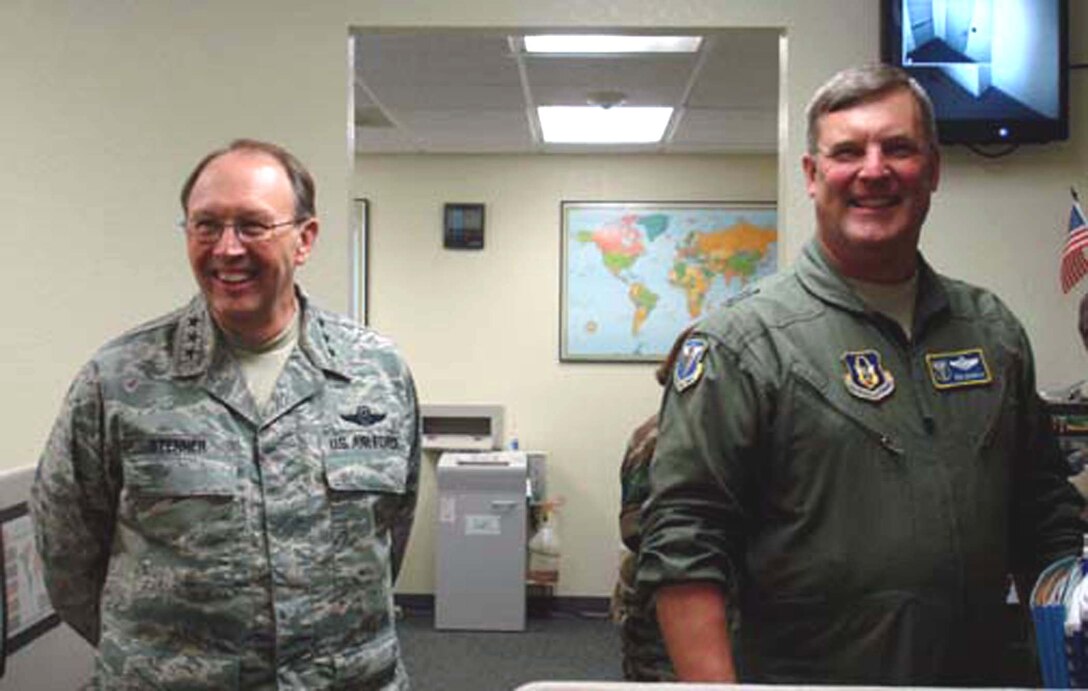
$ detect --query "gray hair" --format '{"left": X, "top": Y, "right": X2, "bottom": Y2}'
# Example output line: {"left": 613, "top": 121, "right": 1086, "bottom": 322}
{"left": 805, "top": 64, "right": 938, "bottom": 154}
{"left": 180, "top": 139, "right": 316, "bottom": 220}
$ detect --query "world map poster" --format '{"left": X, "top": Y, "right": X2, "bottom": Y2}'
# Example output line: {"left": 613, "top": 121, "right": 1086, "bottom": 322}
{"left": 561, "top": 201, "right": 777, "bottom": 361}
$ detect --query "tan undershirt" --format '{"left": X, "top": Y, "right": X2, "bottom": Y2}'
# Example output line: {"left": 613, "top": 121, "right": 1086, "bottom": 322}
{"left": 224, "top": 311, "right": 301, "bottom": 411}
{"left": 846, "top": 272, "right": 919, "bottom": 340}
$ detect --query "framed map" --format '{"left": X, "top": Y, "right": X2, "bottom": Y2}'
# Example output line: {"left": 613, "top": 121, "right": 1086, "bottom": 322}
{"left": 560, "top": 201, "right": 777, "bottom": 362}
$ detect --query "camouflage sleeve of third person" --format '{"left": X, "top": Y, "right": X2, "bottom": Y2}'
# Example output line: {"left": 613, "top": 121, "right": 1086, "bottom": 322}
{"left": 31, "top": 361, "right": 121, "bottom": 644}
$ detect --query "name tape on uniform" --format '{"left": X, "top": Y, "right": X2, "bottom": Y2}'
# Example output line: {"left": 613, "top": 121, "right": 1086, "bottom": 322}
{"left": 925, "top": 348, "right": 992, "bottom": 390}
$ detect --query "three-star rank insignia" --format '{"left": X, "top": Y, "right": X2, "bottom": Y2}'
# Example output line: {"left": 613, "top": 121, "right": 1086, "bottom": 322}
{"left": 842, "top": 349, "right": 895, "bottom": 403}
{"left": 673, "top": 336, "right": 709, "bottom": 393}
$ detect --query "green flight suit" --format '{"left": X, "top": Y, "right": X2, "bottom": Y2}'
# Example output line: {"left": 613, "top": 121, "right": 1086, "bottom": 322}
{"left": 613, "top": 412, "right": 676, "bottom": 681}
{"left": 32, "top": 290, "right": 420, "bottom": 689}
{"left": 639, "top": 240, "right": 1085, "bottom": 685}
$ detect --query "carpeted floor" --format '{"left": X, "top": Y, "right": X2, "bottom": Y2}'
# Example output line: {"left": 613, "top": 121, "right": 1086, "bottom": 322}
{"left": 398, "top": 605, "right": 623, "bottom": 691}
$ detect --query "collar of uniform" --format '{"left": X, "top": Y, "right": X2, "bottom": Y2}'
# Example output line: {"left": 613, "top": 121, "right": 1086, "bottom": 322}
{"left": 295, "top": 288, "right": 353, "bottom": 381}
{"left": 171, "top": 295, "right": 217, "bottom": 377}
{"left": 796, "top": 240, "right": 950, "bottom": 329}
{"left": 795, "top": 240, "right": 868, "bottom": 314}
{"left": 911, "top": 255, "right": 951, "bottom": 334}
{"left": 170, "top": 288, "right": 353, "bottom": 380}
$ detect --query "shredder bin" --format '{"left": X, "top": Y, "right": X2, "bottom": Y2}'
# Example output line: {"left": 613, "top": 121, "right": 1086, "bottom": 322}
{"left": 435, "top": 451, "right": 527, "bottom": 631}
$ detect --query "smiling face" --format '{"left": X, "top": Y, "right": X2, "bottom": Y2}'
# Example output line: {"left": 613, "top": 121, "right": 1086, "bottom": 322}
{"left": 803, "top": 87, "right": 940, "bottom": 282}
{"left": 184, "top": 150, "right": 318, "bottom": 345}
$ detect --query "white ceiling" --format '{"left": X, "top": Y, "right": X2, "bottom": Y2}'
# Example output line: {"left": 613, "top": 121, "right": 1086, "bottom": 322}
{"left": 352, "top": 28, "right": 781, "bottom": 155}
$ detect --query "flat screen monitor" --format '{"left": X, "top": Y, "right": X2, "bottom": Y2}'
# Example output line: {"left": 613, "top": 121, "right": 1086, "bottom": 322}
{"left": 881, "top": 0, "right": 1068, "bottom": 145}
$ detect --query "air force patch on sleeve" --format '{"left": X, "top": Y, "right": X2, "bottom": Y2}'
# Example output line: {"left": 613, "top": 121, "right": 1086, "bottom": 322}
{"left": 674, "top": 336, "right": 709, "bottom": 393}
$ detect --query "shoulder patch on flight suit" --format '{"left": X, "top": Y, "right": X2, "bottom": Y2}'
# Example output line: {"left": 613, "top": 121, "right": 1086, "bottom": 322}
{"left": 925, "top": 348, "right": 992, "bottom": 390}
{"left": 674, "top": 336, "right": 709, "bottom": 393}
{"left": 842, "top": 350, "right": 895, "bottom": 402}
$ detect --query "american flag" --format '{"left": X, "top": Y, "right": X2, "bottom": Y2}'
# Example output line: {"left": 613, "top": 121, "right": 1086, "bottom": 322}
{"left": 1060, "top": 189, "right": 1088, "bottom": 294}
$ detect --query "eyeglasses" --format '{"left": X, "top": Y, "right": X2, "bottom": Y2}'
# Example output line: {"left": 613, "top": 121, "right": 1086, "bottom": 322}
{"left": 179, "top": 217, "right": 305, "bottom": 244}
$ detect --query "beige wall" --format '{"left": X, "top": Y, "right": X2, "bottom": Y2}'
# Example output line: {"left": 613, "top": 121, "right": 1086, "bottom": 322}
{"left": 3, "top": 0, "right": 1086, "bottom": 598}
{"left": 355, "top": 154, "right": 776, "bottom": 594}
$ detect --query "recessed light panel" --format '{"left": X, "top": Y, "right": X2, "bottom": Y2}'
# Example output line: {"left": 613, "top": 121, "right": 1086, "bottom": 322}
{"left": 524, "top": 35, "right": 702, "bottom": 54}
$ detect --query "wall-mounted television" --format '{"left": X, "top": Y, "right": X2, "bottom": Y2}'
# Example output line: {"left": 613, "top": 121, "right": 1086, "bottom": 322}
{"left": 881, "top": 0, "right": 1068, "bottom": 145}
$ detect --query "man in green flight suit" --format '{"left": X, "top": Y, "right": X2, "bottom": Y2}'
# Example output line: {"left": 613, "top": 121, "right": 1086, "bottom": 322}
{"left": 32, "top": 139, "right": 421, "bottom": 689}
{"left": 639, "top": 64, "right": 1086, "bottom": 685}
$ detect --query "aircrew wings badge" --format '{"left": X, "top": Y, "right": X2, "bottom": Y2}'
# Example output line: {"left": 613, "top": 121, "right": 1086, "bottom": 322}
{"left": 842, "top": 349, "right": 895, "bottom": 403}
{"left": 925, "top": 348, "right": 991, "bottom": 390}
{"left": 674, "top": 336, "right": 709, "bottom": 393}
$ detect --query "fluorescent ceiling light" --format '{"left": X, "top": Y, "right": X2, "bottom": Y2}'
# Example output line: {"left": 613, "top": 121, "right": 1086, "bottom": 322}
{"left": 524, "top": 35, "right": 702, "bottom": 54}
{"left": 538, "top": 106, "right": 673, "bottom": 144}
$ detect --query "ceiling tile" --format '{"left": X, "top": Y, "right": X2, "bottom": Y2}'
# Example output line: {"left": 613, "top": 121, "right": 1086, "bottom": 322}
{"left": 669, "top": 108, "right": 777, "bottom": 152}
{"left": 351, "top": 28, "right": 780, "bottom": 155}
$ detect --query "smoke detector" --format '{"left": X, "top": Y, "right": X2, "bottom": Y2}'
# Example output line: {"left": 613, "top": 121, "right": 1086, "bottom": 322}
{"left": 585, "top": 90, "right": 627, "bottom": 109}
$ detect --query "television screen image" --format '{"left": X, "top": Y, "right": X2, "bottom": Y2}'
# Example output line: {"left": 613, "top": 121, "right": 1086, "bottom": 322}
{"left": 882, "top": 0, "right": 1068, "bottom": 145}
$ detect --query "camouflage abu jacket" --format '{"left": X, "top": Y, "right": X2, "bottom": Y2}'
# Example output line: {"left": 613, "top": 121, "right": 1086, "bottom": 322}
{"left": 31, "top": 290, "right": 421, "bottom": 690}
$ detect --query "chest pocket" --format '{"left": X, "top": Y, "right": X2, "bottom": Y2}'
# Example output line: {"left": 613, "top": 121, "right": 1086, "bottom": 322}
{"left": 322, "top": 426, "right": 409, "bottom": 543}
{"left": 120, "top": 435, "right": 238, "bottom": 555}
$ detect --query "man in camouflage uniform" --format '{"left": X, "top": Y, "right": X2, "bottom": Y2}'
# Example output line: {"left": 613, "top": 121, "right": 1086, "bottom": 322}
{"left": 32, "top": 139, "right": 420, "bottom": 689}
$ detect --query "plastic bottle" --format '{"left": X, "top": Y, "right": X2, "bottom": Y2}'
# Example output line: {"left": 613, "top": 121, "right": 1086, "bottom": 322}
{"left": 508, "top": 417, "right": 519, "bottom": 450}
{"left": 527, "top": 510, "right": 560, "bottom": 587}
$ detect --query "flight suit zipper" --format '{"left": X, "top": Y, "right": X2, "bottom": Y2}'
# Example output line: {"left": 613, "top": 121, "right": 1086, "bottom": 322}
{"left": 793, "top": 372, "right": 904, "bottom": 458}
